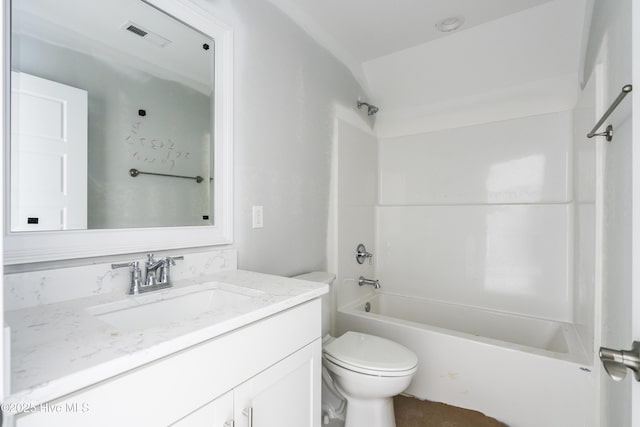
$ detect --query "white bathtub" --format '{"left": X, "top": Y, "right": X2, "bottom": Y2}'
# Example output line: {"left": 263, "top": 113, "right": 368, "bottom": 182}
{"left": 336, "top": 292, "right": 598, "bottom": 427}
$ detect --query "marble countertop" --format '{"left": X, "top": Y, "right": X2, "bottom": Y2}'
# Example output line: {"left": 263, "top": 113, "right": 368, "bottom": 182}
{"left": 4, "top": 270, "right": 327, "bottom": 407}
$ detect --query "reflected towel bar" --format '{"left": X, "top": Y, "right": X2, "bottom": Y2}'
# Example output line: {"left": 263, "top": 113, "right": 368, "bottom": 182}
{"left": 129, "top": 168, "right": 209, "bottom": 183}
{"left": 587, "top": 84, "right": 632, "bottom": 142}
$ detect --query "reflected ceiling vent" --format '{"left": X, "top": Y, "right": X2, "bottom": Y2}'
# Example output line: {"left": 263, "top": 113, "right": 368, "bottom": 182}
{"left": 436, "top": 16, "right": 464, "bottom": 33}
{"left": 122, "top": 21, "right": 172, "bottom": 47}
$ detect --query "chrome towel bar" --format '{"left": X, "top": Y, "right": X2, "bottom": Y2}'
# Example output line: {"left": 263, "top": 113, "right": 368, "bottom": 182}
{"left": 129, "top": 168, "right": 209, "bottom": 183}
{"left": 587, "top": 84, "right": 632, "bottom": 142}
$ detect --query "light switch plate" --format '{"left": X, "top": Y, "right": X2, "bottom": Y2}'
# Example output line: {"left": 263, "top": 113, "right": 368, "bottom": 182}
{"left": 252, "top": 206, "right": 264, "bottom": 228}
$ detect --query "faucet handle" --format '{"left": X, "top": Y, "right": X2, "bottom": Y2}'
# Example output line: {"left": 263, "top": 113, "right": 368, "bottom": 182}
{"left": 356, "top": 244, "right": 374, "bottom": 265}
{"left": 165, "top": 255, "right": 184, "bottom": 266}
{"left": 111, "top": 261, "right": 143, "bottom": 295}
{"left": 158, "top": 256, "right": 184, "bottom": 284}
{"left": 146, "top": 253, "right": 156, "bottom": 265}
{"left": 111, "top": 260, "right": 140, "bottom": 271}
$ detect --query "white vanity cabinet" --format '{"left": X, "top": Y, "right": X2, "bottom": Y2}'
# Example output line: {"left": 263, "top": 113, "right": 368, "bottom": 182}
{"left": 13, "top": 299, "right": 321, "bottom": 427}
{"left": 174, "top": 339, "right": 320, "bottom": 427}
{"left": 233, "top": 340, "right": 320, "bottom": 427}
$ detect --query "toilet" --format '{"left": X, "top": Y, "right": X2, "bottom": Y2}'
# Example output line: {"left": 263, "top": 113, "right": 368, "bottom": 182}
{"left": 294, "top": 272, "right": 418, "bottom": 427}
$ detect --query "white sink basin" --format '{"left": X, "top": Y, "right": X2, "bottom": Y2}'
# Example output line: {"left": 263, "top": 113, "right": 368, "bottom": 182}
{"left": 86, "top": 283, "right": 263, "bottom": 332}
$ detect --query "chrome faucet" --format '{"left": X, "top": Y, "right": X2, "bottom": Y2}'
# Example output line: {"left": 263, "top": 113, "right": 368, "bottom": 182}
{"left": 145, "top": 253, "right": 165, "bottom": 288}
{"left": 358, "top": 276, "right": 380, "bottom": 289}
{"left": 112, "top": 253, "right": 184, "bottom": 295}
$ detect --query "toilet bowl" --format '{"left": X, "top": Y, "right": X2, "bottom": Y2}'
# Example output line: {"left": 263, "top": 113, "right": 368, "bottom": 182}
{"left": 324, "top": 331, "right": 418, "bottom": 427}
{"left": 294, "top": 272, "right": 418, "bottom": 427}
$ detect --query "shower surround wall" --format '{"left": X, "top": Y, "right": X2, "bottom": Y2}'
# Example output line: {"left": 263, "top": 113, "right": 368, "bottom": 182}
{"left": 377, "top": 111, "right": 574, "bottom": 321}
{"left": 364, "top": 0, "right": 589, "bottom": 323}
{"left": 330, "top": 119, "right": 377, "bottom": 326}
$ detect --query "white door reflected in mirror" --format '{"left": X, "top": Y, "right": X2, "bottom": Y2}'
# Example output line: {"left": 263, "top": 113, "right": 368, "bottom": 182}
{"left": 10, "top": 71, "right": 88, "bottom": 231}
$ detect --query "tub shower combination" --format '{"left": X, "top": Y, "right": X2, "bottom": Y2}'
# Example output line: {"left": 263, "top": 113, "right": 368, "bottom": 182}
{"left": 336, "top": 291, "right": 595, "bottom": 427}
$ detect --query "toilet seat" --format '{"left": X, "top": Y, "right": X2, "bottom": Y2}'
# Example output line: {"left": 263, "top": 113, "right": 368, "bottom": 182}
{"left": 323, "top": 332, "right": 418, "bottom": 377}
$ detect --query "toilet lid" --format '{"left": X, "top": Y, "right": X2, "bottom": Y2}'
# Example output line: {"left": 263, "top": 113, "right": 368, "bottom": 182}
{"left": 323, "top": 332, "right": 418, "bottom": 374}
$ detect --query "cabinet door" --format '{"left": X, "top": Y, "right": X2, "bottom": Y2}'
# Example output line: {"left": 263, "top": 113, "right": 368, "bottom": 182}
{"left": 234, "top": 339, "right": 321, "bottom": 427}
{"left": 170, "top": 391, "right": 234, "bottom": 427}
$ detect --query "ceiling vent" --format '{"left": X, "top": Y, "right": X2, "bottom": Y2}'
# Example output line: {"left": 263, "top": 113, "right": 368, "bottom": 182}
{"left": 122, "top": 21, "right": 171, "bottom": 47}
{"left": 126, "top": 24, "right": 148, "bottom": 37}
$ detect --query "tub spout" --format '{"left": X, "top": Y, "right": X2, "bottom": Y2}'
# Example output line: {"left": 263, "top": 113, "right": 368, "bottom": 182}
{"left": 359, "top": 276, "right": 380, "bottom": 289}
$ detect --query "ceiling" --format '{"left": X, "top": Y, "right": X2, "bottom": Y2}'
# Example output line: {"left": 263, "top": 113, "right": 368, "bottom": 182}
{"left": 267, "top": 0, "right": 588, "bottom": 137}
{"left": 266, "top": 0, "right": 553, "bottom": 70}
{"left": 12, "top": 0, "right": 213, "bottom": 94}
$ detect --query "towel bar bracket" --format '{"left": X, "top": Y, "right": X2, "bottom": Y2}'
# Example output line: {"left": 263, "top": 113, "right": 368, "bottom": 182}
{"left": 591, "top": 124, "right": 614, "bottom": 142}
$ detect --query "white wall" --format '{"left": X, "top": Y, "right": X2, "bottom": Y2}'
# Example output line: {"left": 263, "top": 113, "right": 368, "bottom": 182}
{"left": 0, "top": 0, "right": 5, "bottom": 400}
{"left": 633, "top": 3, "right": 640, "bottom": 423}
{"left": 190, "top": 0, "right": 371, "bottom": 276}
{"left": 377, "top": 112, "right": 574, "bottom": 320}
{"left": 582, "top": 0, "right": 633, "bottom": 425}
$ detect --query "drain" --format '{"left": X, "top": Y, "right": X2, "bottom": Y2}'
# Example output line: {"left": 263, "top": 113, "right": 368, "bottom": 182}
{"left": 364, "top": 302, "right": 371, "bottom": 312}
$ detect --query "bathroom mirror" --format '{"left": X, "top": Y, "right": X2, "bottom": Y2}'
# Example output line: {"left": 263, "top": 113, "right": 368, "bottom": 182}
{"left": 4, "top": 0, "right": 234, "bottom": 263}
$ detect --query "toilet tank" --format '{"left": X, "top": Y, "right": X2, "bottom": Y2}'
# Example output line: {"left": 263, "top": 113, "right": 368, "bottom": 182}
{"left": 293, "top": 272, "right": 335, "bottom": 337}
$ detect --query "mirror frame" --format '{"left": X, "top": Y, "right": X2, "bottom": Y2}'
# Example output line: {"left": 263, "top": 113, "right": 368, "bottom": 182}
{"left": 3, "top": 0, "right": 234, "bottom": 265}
